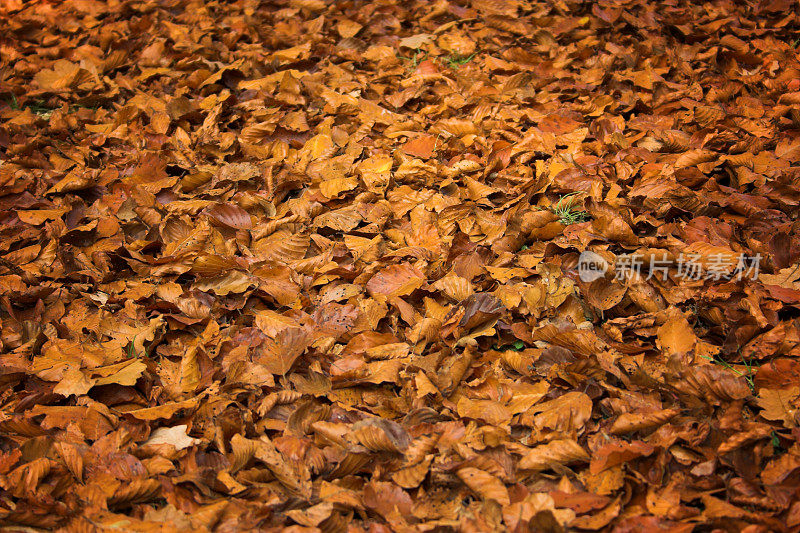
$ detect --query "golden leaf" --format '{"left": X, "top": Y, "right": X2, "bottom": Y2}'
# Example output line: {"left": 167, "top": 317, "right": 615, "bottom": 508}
{"left": 229, "top": 434, "right": 258, "bottom": 474}
{"left": 286, "top": 502, "right": 334, "bottom": 527}
{"left": 392, "top": 455, "right": 433, "bottom": 489}
{"left": 319, "top": 177, "right": 358, "bottom": 198}
{"left": 53, "top": 366, "right": 96, "bottom": 397}
{"left": 757, "top": 387, "right": 800, "bottom": 428}
{"left": 53, "top": 442, "right": 84, "bottom": 481}
{"left": 456, "top": 396, "right": 512, "bottom": 426}
{"left": 456, "top": 467, "right": 510, "bottom": 506}
{"left": 432, "top": 274, "right": 474, "bottom": 302}
{"left": 674, "top": 149, "right": 717, "bottom": 169}
{"left": 256, "top": 327, "right": 309, "bottom": 376}
{"left": 521, "top": 391, "right": 593, "bottom": 433}
{"left": 193, "top": 270, "right": 254, "bottom": 295}
{"left": 519, "top": 439, "right": 590, "bottom": 471}
{"left": 255, "top": 437, "right": 312, "bottom": 497}
{"left": 609, "top": 409, "right": 680, "bottom": 435}
{"left": 336, "top": 19, "right": 363, "bottom": 38}
{"left": 107, "top": 479, "right": 161, "bottom": 508}
{"left": 366, "top": 263, "right": 426, "bottom": 297}
{"left": 656, "top": 311, "right": 696, "bottom": 357}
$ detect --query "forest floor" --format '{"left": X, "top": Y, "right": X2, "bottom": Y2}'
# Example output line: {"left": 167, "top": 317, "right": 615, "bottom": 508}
{"left": 2, "top": 0, "right": 800, "bottom": 531}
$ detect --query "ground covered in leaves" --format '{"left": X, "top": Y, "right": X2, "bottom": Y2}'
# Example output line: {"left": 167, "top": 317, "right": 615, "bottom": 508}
{"left": 2, "top": 0, "right": 800, "bottom": 531}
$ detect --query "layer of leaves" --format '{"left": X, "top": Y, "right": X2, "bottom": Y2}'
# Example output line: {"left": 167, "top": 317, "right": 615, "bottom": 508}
{"left": 2, "top": 0, "right": 800, "bottom": 530}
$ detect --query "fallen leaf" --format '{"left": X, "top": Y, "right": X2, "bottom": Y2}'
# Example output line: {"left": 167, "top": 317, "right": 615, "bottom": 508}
{"left": 144, "top": 425, "right": 200, "bottom": 451}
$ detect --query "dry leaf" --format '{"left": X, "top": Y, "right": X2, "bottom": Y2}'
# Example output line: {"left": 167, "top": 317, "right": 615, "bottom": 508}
{"left": 519, "top": 439, "right": 590, "bottom": 471}
{"left": 144, "top": 425, "right": 200, "bottom": 451}
{"left": 456, "top": 467, "right": 510, "bottom": 506}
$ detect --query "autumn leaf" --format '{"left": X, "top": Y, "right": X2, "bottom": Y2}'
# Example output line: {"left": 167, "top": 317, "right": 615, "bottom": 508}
{"left": 656, "top": 310, "right": 696, "bottom": 357}
{"left": 757, "top": 387, "right": 800, "bottom": 428}
{"left": 521, "top": 392, "right": 593, "bottom": 433}
{"left": 401, "top": 135, "right": 437, "bottom": 159}
{"left": 349, "top": 418, "right": 411, "bottom": 453}
{"left": 519, "top": 439, "right": 590, "bottom": 471}
{"left": 53, "top": 367, "right": 96, "bottom": 397}
{"left": 456, "top": 467, "right": 510, "bottom": 506}
{"left": 366, "top": 263, "right": 426, "bottom": 298}
{"left": 206, "top": 203, "right": 252, "bottom": 229}
{"left": 257, "top": 327, "right": 310, "bottom": 376}
{"left": 144, "top": 425, "right": 200, "bottom": 451}
{"left": 609, "top": 409, "right": 680, "bottom": 435}
{"left": 590, "top": 440, "right": 655, "bottom": 474}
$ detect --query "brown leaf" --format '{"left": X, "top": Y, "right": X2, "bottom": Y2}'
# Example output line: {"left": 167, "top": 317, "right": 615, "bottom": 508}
{"left": 456, "top": 396, "right": 512, "bottom": 426}
{"left": 349, "top": 418, "right": 411, "bottom": 453}
{"left": 53, "top": 367, "right": 96, "bottom": 397}
{"left": 254, "top": 436, "right": 312, "bottom": 498}
{"left": 366, "top": 263, "right": 426, "bottom": 297}
{"left": 456, "top": 467, "right": 510, "bottom": 506}
{"left": 656, "top": 311, "right": 696, "bottom": 357}
{"left": 107, "top": 479, "right": 161, "bottom": 508}
{"left": 757, "top": 387, "right": 800, "bottom": 428}
{"left": 609, "top": 409, "right": 680, "bottom": 435}
{"left": 521, "top": 391, "right": 593, "bottom": 433}
{"left": 257, "top": 327, "right": 309, "bottom": 376}
{"left": 402, "top": 135, "right": 437, "bottom": 159}
{"left": 392, "top": 455, "right": 433, "bottom": 489}
{"left": 363, "top": 480, "right": 413, "bottom": 519}
{"left": 207, "top": 204, "right": 253, "bottom": 229}
{"left": 673, "top": 364, "right": 751, "bottom": 404}
{"left": 519, "top": 439, "right": 590, "bottom": 471}
{"left": 590, "top": 440, "right": 655, "bottom": 474}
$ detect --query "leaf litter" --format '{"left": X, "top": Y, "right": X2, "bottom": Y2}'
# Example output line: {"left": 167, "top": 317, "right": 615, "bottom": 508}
{"left": 1, "top": 0, "right": 800, "bottom": 530}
